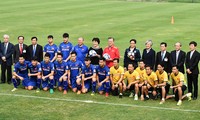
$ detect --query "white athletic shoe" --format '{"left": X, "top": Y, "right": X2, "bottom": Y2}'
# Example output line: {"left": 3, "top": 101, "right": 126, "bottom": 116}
{"left": 11, "top": 88, "right": 17, "bottom": 92}
{"left": 186, "top": 93, "right": 192, "bottom": 101}
{"left": 134, "top": 95, "right": 138, "bottom": 100}
{"left": 177, "top": 100, "right": 182, "bottom": 106}
{"left": 129, "top": 93, "right": 133, "bottom": 98}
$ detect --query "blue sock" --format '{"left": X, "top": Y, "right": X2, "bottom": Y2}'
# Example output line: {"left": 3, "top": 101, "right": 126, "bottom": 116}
{"left": 12, "top": 79, "right": 18, "bottom": 88}
{"left": 50, "top": 79, "right": 54, "bottom": 89}
{"left": 92, "top": 81, "right": 96, "bottom": 92}
{"left": 105, "top": 82, "right": 110, "bottom": 93}
{"left": 63, "top": 81, "right": 68, "bottom": 90}
{"left": 77, "top": 84, "right": 82, "bottom": 90}
{"left": 37, "top": 79, "right": 41, "bottom": 89}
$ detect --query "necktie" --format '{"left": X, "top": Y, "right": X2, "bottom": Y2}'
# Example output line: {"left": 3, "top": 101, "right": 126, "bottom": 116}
{"left": 161, "top": 52, "right": 164, "bottom": 61}
{"left": 4, "top": 43, "right": 7, "bottom": 55}
{"left": 20, "top": 44, "right": 23, "bottom": 54}
{"left": 33, "top": 45, "right": 36, "bottom": 57}
{"left": 190, "top": 51, "right": 193, "bottom": 59}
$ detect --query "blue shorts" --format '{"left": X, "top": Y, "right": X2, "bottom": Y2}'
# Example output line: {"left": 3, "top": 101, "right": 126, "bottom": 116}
{"left": 70, "top": 76, "right": 81, "bottom": 89}
{"left": 42, "top": 78, "right": 50, "bottom": 88}
{"left": 98, "top": 82, "right": 106, "bottom": 92}
{"left": 84, "top": 79, "right": 92, "bottom": 90}
{"left": 17, "top": 74, "right": 29, "bottom": 87}
{"left": 28, "top": 77, "right": 37, "bottom": 87}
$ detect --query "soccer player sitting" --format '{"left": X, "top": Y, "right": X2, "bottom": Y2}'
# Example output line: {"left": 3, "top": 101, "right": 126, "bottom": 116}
{"left": 41, "top": 53, "right": 55, "bottom": 94}
{"left": 123, "top": 63, "right": 140, "bottom": 100}
{"left": 54, "top": 53, "right": 69, "bottom": 94}
{"left": 81, "top": 57, "right": 96, "bottom": 94}
{"left": 135, "top": 60, "right": 146, "bottom": 97}
{"left": 110, "top": 58, "right": 125, "bottom": 98}
{"left": 68, "top": 51, "right": 83, "bottom": 94}
{"left": 28, "top": 56, "right": 42, "bottom": 92}
{"left": 11, "top": 54, "right": 30, "bottom": 92}
{"left": 166, "top": 65, "right": 192, "bottom": 106}
{"left": 141, "top": 65, "right": 158, "bottom": 100}
{"left": 96, "top": 57, "right": 110, "bottom": 97}
{"left": 155, "top": 63, "right": 170, "bottom": 104}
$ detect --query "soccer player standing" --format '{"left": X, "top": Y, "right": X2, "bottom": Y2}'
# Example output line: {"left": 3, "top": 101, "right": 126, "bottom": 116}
{"left": 81, "top": 57, "right": 96, "bottom": 94}
{"left": 54, "top": 53, "right": 69, "bottom": 94}
{"left": 110, "top": 58, "right": 125, "bottom": 98}
{"left": 43, "top": 35, "right": 58, "bottom": 62}
{"left": 67, "top": 51, "right": 83, "bottom": 94}
{"left": 40, "top": 53, "right": 55, "bottom": 94}
{"left": 11, "top": 54, "right": 30, "bottom": 92}
{"left": 96, "top": 57, "right": 110, "bottom": 97}
{"left": 58, "top": 33, "right": 73, "bottom": 62}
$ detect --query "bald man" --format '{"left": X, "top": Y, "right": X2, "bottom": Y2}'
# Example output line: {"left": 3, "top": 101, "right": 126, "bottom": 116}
{"left": 170, "top": 42, "right": 186, "bottom": 74}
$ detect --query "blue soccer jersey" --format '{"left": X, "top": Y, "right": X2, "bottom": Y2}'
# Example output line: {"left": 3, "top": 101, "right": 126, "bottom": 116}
{"left": 54, "top": 61, "right": 68, "bottom": 78}
{"left": 74, "top": 45, "right": 88, "bottom": 63}
{"left": 28, "top": 63, "right": 42, "bottom": 74}
{"left": 82, "top": 64, "right": 96, "bottom": 78}
{"left": 14, "top": 61, "right": 30, "bottom": 77}
{"left": 68, "top": 60, "right": 83, "bottom": 79}
{"left": 40, "top": 61, "right": 55, "bottom": 76}
{"left": 43, "top": 44, "right": 58, "bottom": 61}
{"left": 96, "top": 65, "right": 110, "bottom": 82}
{"left": 58, "top": 42, "right": 73, "bottom": 61}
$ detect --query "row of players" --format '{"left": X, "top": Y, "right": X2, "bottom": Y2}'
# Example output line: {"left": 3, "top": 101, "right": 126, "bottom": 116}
{"left": 11, "top": 51, "right": 192, "bottom": 106}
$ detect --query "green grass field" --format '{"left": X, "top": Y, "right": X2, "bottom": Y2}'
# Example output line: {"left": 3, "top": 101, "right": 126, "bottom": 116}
{"left": 0, "top": 0, "right": 200, "bottom": 119}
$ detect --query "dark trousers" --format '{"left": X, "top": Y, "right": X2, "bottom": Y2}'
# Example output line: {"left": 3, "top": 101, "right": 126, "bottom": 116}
{"left": 187, "top": 74, "right": 199, "bottom": 98}
{"left": 1, "top": 62, "right": 12, "bottom": 83}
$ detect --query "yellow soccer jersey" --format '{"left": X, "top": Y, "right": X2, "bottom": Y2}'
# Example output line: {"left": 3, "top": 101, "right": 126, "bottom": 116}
{"left": 110, "top": 66, "right": 124, "bottom": 84}
{"left": 170, "top": 72, "right": 187, "bottom": 86}
{"left": 156, "top": 70, "right": 169, "bottom": 84}
{"left": 124, "top": 70, "right": 140, "bottom": 84}
{"left": 135, "top": 67, "right": 146, "bottom": 83}
{"left": 144, "top": 72, "right": 158, "bottom": 86}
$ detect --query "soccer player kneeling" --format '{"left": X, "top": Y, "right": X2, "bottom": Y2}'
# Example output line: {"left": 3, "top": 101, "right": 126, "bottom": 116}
{"left": 11, "top": 55, "right": 30, "bottom": 92}
{"left": 54, "top": 53, "right": 69, "bottom": 94}
{"left": 41, "top": 53, "right": 55, "bottom": 94}
{"left": 96, "top": 57, "right": 110, "bottom": 97}
{"left": 166, "top": 65, "right": 192, "bottom": 106}
{"left": 123, "top": 63, "right": 140, "bottom": 100}
{"left": 141, "top": 65, "right": 158, "bottom": 100}
{"left": 67, "top": 52, "right": 83, "bottom": 94}
{"left": 81, "top": 57, "right": 96, "bottom": 94}
{"left": 28, "top": 56, "right": 42, "bottom": 92}
{"left": 110, "top": 58, "right": 125, "bottom": 98}
{"left": 155, "top": 63, "right": 170, "bottom": 104}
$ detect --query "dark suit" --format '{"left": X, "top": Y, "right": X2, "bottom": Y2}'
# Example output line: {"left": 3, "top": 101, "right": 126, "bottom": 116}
{"left": 0, "top": 42, "right": 14, "bottom": 83}
{"left": 185, "top": 50, "right": 200, "bottom": 99}
{"left": 26, "top": 44, "right": 43, "bottom": 62}
{"left": 142, "top": 48, "right": 156, "bottom": 69}
{"left": 124, "top": 47, "right": 141, "bottom": 68}
{"left": 170, "top": 50, "right": 186, "bottom": 74}
{"left": 155, "top": 51, "right": 171, "bottom": 73}
{"left": 13, "top": 44, "right": 28, "bottom": 63}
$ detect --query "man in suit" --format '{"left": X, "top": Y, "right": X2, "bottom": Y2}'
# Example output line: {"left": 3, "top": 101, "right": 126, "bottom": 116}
{"left": 26, "top": 37, "right": 43, "bottom": 62}
{"left": 185, "top": 41, "right": 199, "bottom": 100}
{"left": 0, "top": 34, "right": 14, "bottom": 84}
{"left": 155, "top": 42, "right": 171, "bottom": 74}
{"left": 142, "top": 40, "right": 156, "bottom": 69}
{"left": 13, "top": 36, "right": 28, "bottom": 63}
{"left": 170, "top": 42, "right": 186, "bottom": 74}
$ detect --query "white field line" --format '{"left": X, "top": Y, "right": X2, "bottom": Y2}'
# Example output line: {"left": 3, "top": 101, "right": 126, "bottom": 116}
{"left": 0, "top": 93, "right": 200, "bottom": 113}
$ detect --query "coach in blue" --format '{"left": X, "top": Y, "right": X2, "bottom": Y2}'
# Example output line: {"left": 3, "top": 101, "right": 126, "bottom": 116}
{"left": 73, "top": 37, "right": 88, "bottom": 64}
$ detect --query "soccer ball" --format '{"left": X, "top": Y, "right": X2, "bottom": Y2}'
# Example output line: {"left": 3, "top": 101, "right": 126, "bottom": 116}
{"left": 89, "top": 50, "right": 97, "bottom": 57}
{"left": 127, "top": 51, "right": 135, "bottom": 58}
{"left": 103, "top": 53, "right": 110, "bottom": 60}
